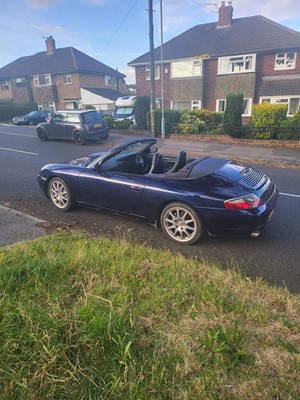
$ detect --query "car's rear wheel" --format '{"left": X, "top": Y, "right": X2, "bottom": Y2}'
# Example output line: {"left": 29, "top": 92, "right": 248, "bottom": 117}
{"left": 37, "top": 128, "right": 48, "bottom": 141}
{"left": 73, "top": 131, "right": 86, "bottom": 145}
{"left": 48, "top": 178, "right": 74, "bottom": 211}
{"left": 160, "top": 202, "right": 204, "bottom": 244}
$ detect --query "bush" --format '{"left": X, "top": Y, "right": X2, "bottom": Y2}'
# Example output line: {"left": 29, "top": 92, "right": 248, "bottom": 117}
{"left": 114, "top": 119, "right": 134, "bottom": 130}
{"left": 224, "top": 93, "right": 244, "bottom": 136}
{"left": 83, "top": 104, "right": 96, "bottom": 110}
{"left": 153, "top": 109, "right": 181, "bottom": 136}
{"left": 172, "top": 109, "right": 199, "bottom": 134}
{"left": 277, "top": 112, "right": 300, "bottom": 140}
{"left": 252, "top": 103, "right": 287, "bottom": 139}
{"left": 174, "top": 109, "right": 223, "bottom": 134}
{"left": 212, "top": 111, "right": 224, "bottom": 125}
{"left": 102, "top": 114, "right": 114, "bottom": 129}
{"left": 194, "top": 109, "right": 215, "bottom": 128}
{"left": 0, "top": 102, "right": 37, "bottom": 123}
{"left": 135, "top": 96, "right": 150, "bottom": 130}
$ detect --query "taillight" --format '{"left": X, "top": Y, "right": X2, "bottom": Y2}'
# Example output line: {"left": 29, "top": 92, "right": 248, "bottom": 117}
{"left": 224, "top": 193, "right": 263, "bottom": 210}
{"left": 83, "top": 123, "right": 89, "bottom": 130}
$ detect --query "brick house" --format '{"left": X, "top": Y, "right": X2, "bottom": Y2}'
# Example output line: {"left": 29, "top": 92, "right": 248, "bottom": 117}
{"left": 128, "top": 1, "right": 300, "bottom": 119}
{"left": 0, "top": 36, "right": 126, "bottom": 112}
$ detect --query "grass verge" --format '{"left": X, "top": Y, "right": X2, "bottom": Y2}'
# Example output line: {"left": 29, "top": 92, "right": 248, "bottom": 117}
{"left": 0, "top": 233, "right": 299, "bottom": 399}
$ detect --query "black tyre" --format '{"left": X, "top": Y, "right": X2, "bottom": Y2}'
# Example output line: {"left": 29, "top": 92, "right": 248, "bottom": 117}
{"left": 28, "top": 119, "right": 35, "bottom": 126}
{"left": 160, "top": 202, "right": 204, "bottom": 244}
{"left": 48, "top": 178, "right": 74, "bottom": 211}
{"left": 73, "top": 131, "right": 86, "bottom": 145}
{"left": 37, "top": 128, "right": 48, "bottom": 141}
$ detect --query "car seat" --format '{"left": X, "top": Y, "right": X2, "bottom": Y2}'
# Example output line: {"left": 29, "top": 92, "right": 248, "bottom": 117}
{"left": 148, "top": 152, "right": 164, "bottom": 174}
{"left": 168, "top": 151, "right": 186, "bottom": 173}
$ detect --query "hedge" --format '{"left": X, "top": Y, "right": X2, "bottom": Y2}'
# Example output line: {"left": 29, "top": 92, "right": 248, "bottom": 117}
{"left": 0, "top": 103, "right": 37, "bottom": 123}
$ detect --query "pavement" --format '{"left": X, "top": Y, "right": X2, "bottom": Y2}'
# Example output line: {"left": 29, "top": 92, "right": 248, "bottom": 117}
{"left": 1, "top": 133, "right": 300, "bottom": 247}
{"left": 0, "top": 204, "right": 47, "bottom": 247}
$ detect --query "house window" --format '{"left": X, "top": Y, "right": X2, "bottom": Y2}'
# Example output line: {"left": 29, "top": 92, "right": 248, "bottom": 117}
{"left": 13, "top": 77, "right": 27, "bottom": 88}
{"left": 146, "top": 65, "right": 160, "bottom": 80}
{"left": 105, "top": 75, "right": 112, "bottom": 86}
{"left": 33, "top": 74, "right": 51, "bottom": 86}
{"left": 191, "top": 100, "right": 201, "bottom": 110}
{"left": 1, "top": 81, "right": 9, "bottom": 90}
{"left": 218, "top": 54, "right": 255, "bottom": 74}
{"left": 193, "top": 60, "right": 201, "bottom": 76}
{"left": 242, "top": 98, "right": 252, "bottom": 116}
{"left": 172, "top": 100, "right": 201, "bottom": 111}
{"left": 275, "top": 53, "right": 296, "bottom": 70}
{"left": 289, "top": 98, "right": 300, "bottom": 115}
{"left": 217, "top": 99, "right": 226, "bottom": 112}
{"left": 62, "top": 73, "right": 72, "bottom": 84}
{"left": 171, "top": 59, "right": 202, "bottom": 78}
{"left": 217, "top": 98, "right": 252, "bottom": 116}
{"left": 38, "top": 102, "right": 55, "bottom": 112}
{"left": 259, "top": 97, "right": 300, "bottom": 116}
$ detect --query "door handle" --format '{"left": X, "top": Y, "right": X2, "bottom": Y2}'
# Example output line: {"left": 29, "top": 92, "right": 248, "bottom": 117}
{"left": 130, "top": 185, "right": 143, "bottom": 191}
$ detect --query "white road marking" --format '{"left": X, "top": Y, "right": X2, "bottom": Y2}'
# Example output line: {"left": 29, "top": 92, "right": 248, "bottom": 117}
{"left": 0, "top": 147, "right": 38, "bottom": 155}
{"left": 280, "top": 192, "right": 300, "bottom": 199}
{"left": 0, "top": 131, "right": 35, "bottom": 137}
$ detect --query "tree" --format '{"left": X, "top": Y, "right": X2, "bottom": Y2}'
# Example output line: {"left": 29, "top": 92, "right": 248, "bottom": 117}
{"left": 224, "top": 93, "right": 244, "bottom": 136}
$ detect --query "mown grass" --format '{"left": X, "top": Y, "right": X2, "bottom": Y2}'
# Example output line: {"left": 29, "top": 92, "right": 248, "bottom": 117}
{"left": 0, "top": 233, "right": 299, "bottom": 399}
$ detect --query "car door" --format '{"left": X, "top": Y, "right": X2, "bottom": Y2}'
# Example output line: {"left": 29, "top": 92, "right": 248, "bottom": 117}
{"left": 77, "top": 169, "right": 145, "bottom": 216}
{"left": 46, "top": 112, "right": 67, "bottom": 139}
{"left": 64, "top": 113, "right": 80, "bottom": 140}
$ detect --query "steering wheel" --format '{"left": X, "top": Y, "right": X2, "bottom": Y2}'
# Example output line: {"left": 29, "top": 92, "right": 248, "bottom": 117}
{"left": 135, "top": 152, "right": 148, "bottom": 172}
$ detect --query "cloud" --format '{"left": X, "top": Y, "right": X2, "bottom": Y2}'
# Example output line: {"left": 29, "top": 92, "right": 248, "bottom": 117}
{"left": 120, "top": 66, "right": 136, "bottom": 84}
{"left": 232, "top": 0, "right": 300, "bottom": 23}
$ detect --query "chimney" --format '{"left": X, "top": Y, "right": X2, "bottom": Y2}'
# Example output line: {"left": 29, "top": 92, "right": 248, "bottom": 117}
{"left": 217, "top": 1, "right": 233, "bottom": 28}
{"left": 45, "top": 36, "right": 56, "bottom": 55}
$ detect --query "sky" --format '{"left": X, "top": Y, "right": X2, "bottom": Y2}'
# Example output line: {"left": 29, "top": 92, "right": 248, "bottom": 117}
{"left": 1, "top": 0, "right": 300, "bottom": 84}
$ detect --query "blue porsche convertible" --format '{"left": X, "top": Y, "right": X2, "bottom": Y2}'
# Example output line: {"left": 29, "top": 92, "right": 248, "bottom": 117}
{"left": 37, "top": 137, "right": 279, "bottom": 244}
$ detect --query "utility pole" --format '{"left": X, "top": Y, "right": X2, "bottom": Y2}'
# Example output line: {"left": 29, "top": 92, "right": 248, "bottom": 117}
{"left": 160, "top": 0, "right": 165, "bottom": 138}
{"left": 148, "top": 0, "right": 156, "bottom": 137}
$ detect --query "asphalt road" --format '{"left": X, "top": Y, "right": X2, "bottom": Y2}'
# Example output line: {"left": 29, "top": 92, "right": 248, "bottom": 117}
{"left": 1, "top": 124, "right": 300, "bottom": 292}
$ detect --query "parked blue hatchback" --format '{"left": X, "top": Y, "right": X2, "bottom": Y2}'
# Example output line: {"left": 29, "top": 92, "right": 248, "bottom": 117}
{"left": 37, "top": 109, "right": 109, "bottom": 145}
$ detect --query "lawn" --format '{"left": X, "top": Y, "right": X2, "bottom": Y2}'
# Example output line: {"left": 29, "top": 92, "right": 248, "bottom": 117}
{"left": 0, "top": 233, "right": 299, "bottom": 399}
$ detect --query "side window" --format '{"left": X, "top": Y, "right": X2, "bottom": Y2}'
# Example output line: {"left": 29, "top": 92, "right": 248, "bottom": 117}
{"left": 51, "top": 113, "right": 65, "bottom": 123}
{"left": 66, "top": 113, "right": 81, "bottom": 123}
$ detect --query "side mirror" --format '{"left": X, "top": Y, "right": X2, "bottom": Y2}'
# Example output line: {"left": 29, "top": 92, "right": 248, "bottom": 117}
{"left": 149, "top": 146, "right": 158, "bottom": 154}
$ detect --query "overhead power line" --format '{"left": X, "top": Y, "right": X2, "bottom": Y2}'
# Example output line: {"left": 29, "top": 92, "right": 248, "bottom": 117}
{"left": 99, "top": 0, "right": 139, "bottom": 54}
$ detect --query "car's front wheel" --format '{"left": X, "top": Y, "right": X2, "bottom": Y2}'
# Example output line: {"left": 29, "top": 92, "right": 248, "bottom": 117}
{"left": 73, "top": 131, "right": 86, "bottom": 145}
{"left": 160, "top": 202, "right": 204, "bottom": 244}
{"left": 48, "top": 178, "right": 74, "bottom": 211}
{"left": 37, "top": 128, "right": 48, "bottom": 141}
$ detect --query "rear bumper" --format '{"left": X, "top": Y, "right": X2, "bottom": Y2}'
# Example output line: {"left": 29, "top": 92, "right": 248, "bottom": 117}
{"left": 84, "top": 127, "right": 109, "bottom": 140}
{"left": 198, "top": 185, "right": 279, "bottom": 236}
